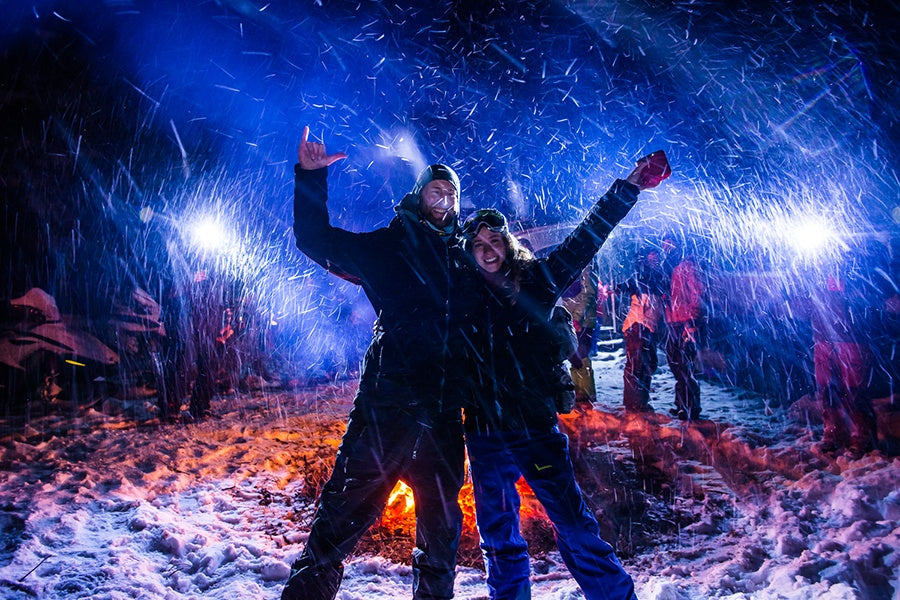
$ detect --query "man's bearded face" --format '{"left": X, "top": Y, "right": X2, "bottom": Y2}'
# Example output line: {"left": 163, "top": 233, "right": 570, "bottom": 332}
{"left": 419, "top": 180, "right": 459, "bottom": 228}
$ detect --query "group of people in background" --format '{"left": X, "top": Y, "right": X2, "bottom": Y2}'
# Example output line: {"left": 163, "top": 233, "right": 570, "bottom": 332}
{"left": 553, "top": 228, "right": 707, "bottom": 424}
{"left": 619, "top": 232, "right": 706, "bottom": 421}
{"left": 614, "top": 229, "right": 897, "bottom": 459}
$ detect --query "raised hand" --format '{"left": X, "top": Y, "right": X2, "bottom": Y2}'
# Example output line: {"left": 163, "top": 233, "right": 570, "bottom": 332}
{"left": 298, "top": 126, "right": 348, "bottom": 170}
{"left": 626, "top": 150, "right": 671, "bottom": 190}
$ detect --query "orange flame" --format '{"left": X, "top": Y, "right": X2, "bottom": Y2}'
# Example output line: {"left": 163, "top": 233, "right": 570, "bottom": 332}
{"left": 379, "top": 461, "right": 547, "bottom": 535}
{"left": 387, "top": 480, "right": 415, "bottom": 512}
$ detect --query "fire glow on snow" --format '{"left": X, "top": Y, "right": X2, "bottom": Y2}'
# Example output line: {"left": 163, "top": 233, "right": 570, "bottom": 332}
{"left": 1, "top": 350, "right": 897, "bottom": 599}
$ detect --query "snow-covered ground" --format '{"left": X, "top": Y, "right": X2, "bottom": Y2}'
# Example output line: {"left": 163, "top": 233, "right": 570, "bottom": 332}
{"left": 0, "top": 346, "right": 897, "bottom": 600}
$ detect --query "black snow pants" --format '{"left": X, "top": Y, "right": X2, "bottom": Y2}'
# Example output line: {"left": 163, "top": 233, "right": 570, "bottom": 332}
{"left": 282, "top": 382, "right": 465, "bottom": 600}
{"left": 623, "top": 323, "right": 658, "bottom": 412}
{"left": 665, "top": 320, "right": 701, "bottom": 419}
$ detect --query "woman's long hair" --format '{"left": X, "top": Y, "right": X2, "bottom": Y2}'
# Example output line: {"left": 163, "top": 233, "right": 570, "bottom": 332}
{"left": 499, "top": 231, "right": 534, "bottom": 300}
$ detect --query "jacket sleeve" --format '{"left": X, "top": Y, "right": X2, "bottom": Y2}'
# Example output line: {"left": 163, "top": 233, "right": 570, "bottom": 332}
{"left": 543, "top": 178, "right": 639, "bottom": 297}
{"left": 293, "top": 164, "right": 367, "bottom": 284}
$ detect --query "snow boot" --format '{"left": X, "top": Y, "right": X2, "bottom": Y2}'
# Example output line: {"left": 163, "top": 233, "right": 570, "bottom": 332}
{"left": 281, "top": 563, "right": 343, "bottom": 600}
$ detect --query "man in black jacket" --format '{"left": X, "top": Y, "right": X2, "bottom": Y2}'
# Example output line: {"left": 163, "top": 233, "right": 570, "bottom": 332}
{"left": 282, "top": 127, "right": 480, "bottom": 600}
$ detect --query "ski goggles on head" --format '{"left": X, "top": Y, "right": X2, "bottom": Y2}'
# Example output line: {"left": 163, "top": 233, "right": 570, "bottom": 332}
{"left": 462, "top": 208, "right": 509, "bottom": 238}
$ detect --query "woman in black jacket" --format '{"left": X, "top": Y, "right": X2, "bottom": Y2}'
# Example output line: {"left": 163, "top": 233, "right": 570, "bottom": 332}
{"left": 462, "top": 152, "right": 670, "bottom": 600}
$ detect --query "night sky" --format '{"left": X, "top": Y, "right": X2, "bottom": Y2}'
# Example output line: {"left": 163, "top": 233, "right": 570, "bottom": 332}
{"left": 1, "top": 0, "right": 897, "bottom": 339}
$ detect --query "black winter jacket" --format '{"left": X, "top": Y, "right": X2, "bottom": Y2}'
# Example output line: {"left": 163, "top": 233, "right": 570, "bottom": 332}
{"left": 467, "top": 179, "right": 640, "bottom": 433}
{"left": 293, "top": 165, "right": 481, "bottom": 415}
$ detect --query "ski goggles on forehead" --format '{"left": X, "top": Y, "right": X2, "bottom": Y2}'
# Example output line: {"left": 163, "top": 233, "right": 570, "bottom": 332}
{"left": 462, "top": 209, "right": 509, "bottom": 238}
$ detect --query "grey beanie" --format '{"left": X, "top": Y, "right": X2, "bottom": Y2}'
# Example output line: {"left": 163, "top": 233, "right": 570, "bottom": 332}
{"left": 411, "top": 164, "right": 461, "bottom": 199}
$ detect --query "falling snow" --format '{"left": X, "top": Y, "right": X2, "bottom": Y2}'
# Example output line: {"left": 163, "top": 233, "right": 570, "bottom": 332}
{"left": 0, "top": 1, "right": 897, "bottom": 599}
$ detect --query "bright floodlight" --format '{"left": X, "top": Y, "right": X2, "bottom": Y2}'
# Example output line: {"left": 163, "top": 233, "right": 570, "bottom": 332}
{"left": 189, "top": 217, "right": 229, "bottom": 252}
{"left": 788, "top": 217, "right": 834, "bottom": 256}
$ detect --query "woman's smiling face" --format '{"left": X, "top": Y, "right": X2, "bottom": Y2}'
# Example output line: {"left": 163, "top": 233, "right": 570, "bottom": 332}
{"left": 471, "top": 227, "right": 507, "bottom": 274}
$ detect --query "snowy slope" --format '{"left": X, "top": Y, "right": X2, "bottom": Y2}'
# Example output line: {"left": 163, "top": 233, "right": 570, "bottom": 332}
{"left": 0, "top": 348, "right": 897, "bottom": 600}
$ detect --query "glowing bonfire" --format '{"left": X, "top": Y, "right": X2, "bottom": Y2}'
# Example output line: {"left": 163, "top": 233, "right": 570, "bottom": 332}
{"left": 369, "top": 458, "right": 555, "bottom": 567}
{"left": 289, "top": 415, "right": 559, "bottom": 566}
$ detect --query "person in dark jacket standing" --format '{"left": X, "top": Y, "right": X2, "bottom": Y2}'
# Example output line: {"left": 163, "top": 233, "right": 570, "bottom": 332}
{"left": 282, "top": 127, "right": 481, "bottom": 600}
{"left": 461, "top": 151, "right": 670, "bottom": 600}
{"left": 561, "top": 264, "right": 600, "bottom": 407}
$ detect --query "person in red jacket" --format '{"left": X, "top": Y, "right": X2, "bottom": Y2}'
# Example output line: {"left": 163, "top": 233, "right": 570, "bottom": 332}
{"left": 662, "top": 232, "right": 706, "bottom": 421}
{"left": 808, "top": 241, "right": 891, "bottom": 456}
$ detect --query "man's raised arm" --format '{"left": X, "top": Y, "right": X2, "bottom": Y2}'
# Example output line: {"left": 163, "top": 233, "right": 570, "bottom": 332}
{"left": 293, "top": 127, "right": 364, "bottom": 283}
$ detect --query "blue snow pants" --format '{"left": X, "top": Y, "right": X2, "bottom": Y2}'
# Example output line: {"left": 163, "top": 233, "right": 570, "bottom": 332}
{"left": 466, "top": 426, "right": 637, "bottom": 600}
{"left": 283, "top": 384, "right": 465, "bottom": 600}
